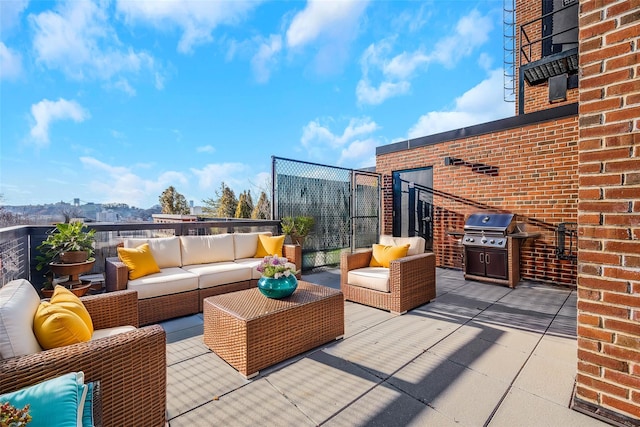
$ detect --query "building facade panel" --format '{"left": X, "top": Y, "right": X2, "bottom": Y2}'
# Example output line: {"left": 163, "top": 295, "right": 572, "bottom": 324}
{"left": 376, "top": 113, "right": 579, "bottom": 286}
{"left": 575, "top": 0, "right": 640, "bottom": 423}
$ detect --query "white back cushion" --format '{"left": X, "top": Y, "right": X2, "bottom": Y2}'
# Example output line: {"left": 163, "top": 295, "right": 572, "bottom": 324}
{"left": 0, "top": 279, "right": 42, "bottom": 359}
{"left": 180, "top": 234, "right": 235, "bottom": 265}
{"left": 124, "top": 237, "right": 182, "bottom": 268}
{"left": 233, "top": 232, "right": 272, "bottom": 259}
{"left": 379, "top": 235, "right": 425, "bottom": 256}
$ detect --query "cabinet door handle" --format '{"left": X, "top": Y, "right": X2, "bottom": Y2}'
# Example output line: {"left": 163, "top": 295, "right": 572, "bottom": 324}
{"left": 479, "top": 253, "right": 484, "bottom": 264}
{"left": 486, "top": 254, "right": 491, "bottom": 265}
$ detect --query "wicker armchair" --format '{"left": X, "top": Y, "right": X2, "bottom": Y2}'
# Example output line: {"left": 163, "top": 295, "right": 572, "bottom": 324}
{"left": 0, "top": 290, "right": 167, "bottom": 427}
{"left": 340, "top": 249, "right": 436, "bottom": 314}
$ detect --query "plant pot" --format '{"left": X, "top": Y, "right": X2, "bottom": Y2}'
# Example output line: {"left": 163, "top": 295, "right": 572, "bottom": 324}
{"left": 41, "top": 281, "right": 91, "bottom": 298}
{"left": 257, "top": 275, "right": 298, "bottom": 299}
{"left": 59, "top": 251, "right": 89, "bottom": 264}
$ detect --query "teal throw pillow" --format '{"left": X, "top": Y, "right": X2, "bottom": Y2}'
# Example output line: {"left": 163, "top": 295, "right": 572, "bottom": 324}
{"left": 0, "top": 372, "right": 95, "bottom": 427}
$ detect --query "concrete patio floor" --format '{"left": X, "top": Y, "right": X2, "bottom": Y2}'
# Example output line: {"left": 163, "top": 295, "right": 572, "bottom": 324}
{"left": 161, "top": 267, "right": 607, "bottom": 427}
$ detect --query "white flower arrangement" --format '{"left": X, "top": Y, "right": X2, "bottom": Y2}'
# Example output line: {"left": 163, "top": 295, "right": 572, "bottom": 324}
{"left": 256, "top": 255, "right": 298, "bottom": 279}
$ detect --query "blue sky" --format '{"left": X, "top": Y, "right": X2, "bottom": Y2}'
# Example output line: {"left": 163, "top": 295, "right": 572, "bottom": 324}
{"left": 1, "top": 0, "right": 514, "bottom": 209}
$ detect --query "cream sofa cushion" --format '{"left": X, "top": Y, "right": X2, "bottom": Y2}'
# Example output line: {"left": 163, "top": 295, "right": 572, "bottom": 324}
{"left": 233, "top": 232, "right": 272, "bottom": 260}
{"left": 379, "top": 235, "right": 425, "bottom": 256}
{"left": 234, "top": 258, "right": 265, "bottom": 280}
{"left": 124, "top": 237, "right": 182, "bottom": 268}
{"left": 126, "top": 267, "right": 198, "bottom": 299}
{"left": 0, "top": 279, "right": 42, "bottom": 359}
{"left": 183, "top": 262, "right": 252, "bottom": 289}
{"left": 180, "top": 234, "right": 235, "bottom": 265}
{"left": 347, "top": 267, "right": 390, "bottom": 293}
{"left": 91, "top": 325, "right": 137, "bottom": 340}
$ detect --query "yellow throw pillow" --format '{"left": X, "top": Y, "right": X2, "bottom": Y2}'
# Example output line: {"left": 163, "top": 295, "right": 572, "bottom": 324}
{"left": 33, "top": 302, "right": 92, "bottom": 350}
{"left": 50, "top": 285, "right": 94, "bottom": 335}
{"left": 117, "top": 243, "right": 161, "bottom": 280}
{"left": 369, "top": 244, "right": 410, "bottom": 268}
{"left": 255, "top": 234, "right": 285, "bottom": 258}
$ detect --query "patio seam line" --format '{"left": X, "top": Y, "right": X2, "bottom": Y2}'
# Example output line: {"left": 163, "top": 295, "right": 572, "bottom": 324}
{"left": 338, "top": 282, "right": 561, "bottom": 424}
{"left": 265, "top": 375, "right": 354, "bottom": 427}
{"left": 167, "top": 274, "right": 583, "bottom": 426}
{"left": 482, "top": 288, "right": 575, "bottom": 427}
{"left": 318, "top": 283, "right": 523, "bottom": 426}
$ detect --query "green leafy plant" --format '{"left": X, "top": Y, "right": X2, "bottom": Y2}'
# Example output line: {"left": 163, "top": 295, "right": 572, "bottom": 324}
{"left": 280, "top": 216, "right": 296, "bottom": 236}
{"left": 35, "top": 221, "right": 96, "bottom": 272}
{"left": 280, "top": 216, "right": 315, "bottom": 246}
{"left": 0, "top": 402, "right": 31, "bottom": 427}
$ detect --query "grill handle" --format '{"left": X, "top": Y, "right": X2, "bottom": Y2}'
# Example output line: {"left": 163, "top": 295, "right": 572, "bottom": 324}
{"left": 480, "top": 253, "right": 484, "bottom": 264}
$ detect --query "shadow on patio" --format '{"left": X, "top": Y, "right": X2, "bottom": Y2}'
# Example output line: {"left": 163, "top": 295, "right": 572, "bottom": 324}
{"left": 162, "top": 268, "right": 606, "bottom": 426}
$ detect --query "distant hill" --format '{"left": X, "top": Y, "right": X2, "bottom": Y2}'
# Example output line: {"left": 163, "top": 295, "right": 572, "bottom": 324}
{"left": 2, "top": 201, "right": 162, "bottom": 225}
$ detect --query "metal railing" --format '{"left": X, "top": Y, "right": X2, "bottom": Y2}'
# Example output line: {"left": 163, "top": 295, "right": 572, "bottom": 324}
{"left": 0, "top": 220, "right": 281, "bottom": 288}
{"left": 519, "top": 1, "right": 578, "bottom": 66}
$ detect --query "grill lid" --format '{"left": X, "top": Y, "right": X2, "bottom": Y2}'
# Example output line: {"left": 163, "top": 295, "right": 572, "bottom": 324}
{"left": 464, "top": 213, "right": 516, "bottom": 234}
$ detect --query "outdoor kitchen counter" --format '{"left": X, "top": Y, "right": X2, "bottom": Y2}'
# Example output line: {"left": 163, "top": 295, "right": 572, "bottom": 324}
{"left": 508, "top": 232, "right": 542, "bottom": 239}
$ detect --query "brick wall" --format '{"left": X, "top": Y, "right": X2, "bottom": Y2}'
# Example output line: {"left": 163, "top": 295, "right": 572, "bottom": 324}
{"left": 376, "top": 111, "right": 579, "bottom": 286}
{"left": 574, "top": 0, "right": 640, "bottom": 423}
{"left": 516, "top": 0, "right": 580, "bottom": 114}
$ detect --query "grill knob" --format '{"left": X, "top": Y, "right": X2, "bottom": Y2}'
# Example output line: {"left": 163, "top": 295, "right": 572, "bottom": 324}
{"left": 467, "top": 237, "right": 474, "bottom": 242}
{"left": 481, "top": 238, "right": 487, "bottom": 244}
{"left": 490, "top": 239, "right": 495, "bottom": 244}
{"left": 499, "top": 241, "right": 504, "bottom": 245}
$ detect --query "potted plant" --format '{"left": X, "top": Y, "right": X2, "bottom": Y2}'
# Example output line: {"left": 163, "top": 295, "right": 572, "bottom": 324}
{"left": 35, "top": 222, "right": 96, "bottom": 296}
{"left": 280, "top": 216, "right": 315, "bottom": 246}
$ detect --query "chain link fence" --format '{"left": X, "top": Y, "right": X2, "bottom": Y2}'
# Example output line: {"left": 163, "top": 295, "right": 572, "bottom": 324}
{"left": 272, "top": 157, "right": 380, "bottom": 270}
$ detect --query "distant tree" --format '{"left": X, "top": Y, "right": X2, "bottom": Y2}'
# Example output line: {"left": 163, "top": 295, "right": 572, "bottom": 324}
{"left": 60, "top": 207, "right": 83, "bottom": 223}
{"left": 235, "top": 191, "right": 252, "bottom": 218}
{"left": 159, "top": 186, "right": 190, "bottom": 214}
{"left": 201, "top": 195, "right": 218, "bottom": 216}
{"left": 245, "top": 190, "right": 254, "bottom": 215}
{"left": 216, "top": 183, "right": 238, "bottom": 218}
{"left": 0, "top": 194, "right": 19, "bottom": 227}
{"left": 251, "top": 191, "right": 271, "bottom": 219}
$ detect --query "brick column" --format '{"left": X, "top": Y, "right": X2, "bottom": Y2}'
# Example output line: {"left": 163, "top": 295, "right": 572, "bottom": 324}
{"left": 575, "top": 0, "right": 640, "bottom": 424}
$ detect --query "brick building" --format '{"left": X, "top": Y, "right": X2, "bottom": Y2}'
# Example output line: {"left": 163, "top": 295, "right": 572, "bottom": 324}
{"left": 375, "top": 0, "right": 639, "bottom": 424}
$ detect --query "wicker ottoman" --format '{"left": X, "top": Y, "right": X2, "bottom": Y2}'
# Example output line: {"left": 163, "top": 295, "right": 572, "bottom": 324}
{"left": 203, "top": 281, "right": 344, "bottom": 378}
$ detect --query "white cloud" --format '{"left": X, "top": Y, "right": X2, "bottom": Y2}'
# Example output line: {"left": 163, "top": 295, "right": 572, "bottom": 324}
{"left": 112, "top": 78, "right": 136, "bottom": 96}
{"left": 29, "top": 98, "right": 90, "bottom": 147}
{"left": 392, "top": 3, "right": 431, "bottom": 33}
{"left": 251, "top": 34, "right": 282, "bottom": 83}
{"left": 116, "top": 0, "right": 263, "bottom": 54}
{"left": 286, "top": 0, "right": 368, "bottom": 48}
{"left": 196, "top": 145, "right": 215, "bottom": 153}
{"left": 79, "top": 157, "right": 187, "bottom": 208}
{"left": 301, "top": 117, "right": 380, "bottom": 166}
{"left": 356, "top": 9, "right": 494, "bottom": 106}
{"left": 190, "top": 163, "right": 250, "bottom": 191}
{"left": 356, "top": 79, "right": 410, "bottom": 106}
{"left": 407, "top": 69, "right": 514, "bottom": 138}
{"left": 339, "top": 138, "right": 377, "bottom": 167}
{"left": 286, "top": 0, "right": 369, "bottom": 75}
{"left": 0, "top": 42, "right": 22, "bottom": 80}
{"left": 0, "top": 0, "right": 29, "bottom": 32}
{"left": 30, "top": 1, "right": 159, "bottom": 89}
{"left": 430, "top": 9, "right": 493, "bottom": 68}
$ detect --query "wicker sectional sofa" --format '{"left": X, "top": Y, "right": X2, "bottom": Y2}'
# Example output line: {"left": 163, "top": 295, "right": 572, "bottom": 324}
{"left": 0, "top": 281, "right": 166, "bottom": 427}
{"left": 105, "top": 232, "right": 301, "bottom": 325}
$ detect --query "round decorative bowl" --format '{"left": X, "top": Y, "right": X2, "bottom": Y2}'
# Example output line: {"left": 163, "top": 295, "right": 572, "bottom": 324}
{"left": 257, "top": 275, "right": 298, "bottom": 299}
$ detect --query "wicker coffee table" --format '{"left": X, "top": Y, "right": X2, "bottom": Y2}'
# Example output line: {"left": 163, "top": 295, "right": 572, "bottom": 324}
{"left": 203, "top": 280, "right": 344, "bottom": 378}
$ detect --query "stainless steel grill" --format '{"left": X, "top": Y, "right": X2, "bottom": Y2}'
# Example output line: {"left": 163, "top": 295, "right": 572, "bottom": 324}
{"left": 462, "top": 213, "right": 520, "bottom": 288}
{"left": 462, "top": 213, "right": 516, "bottom": 248}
